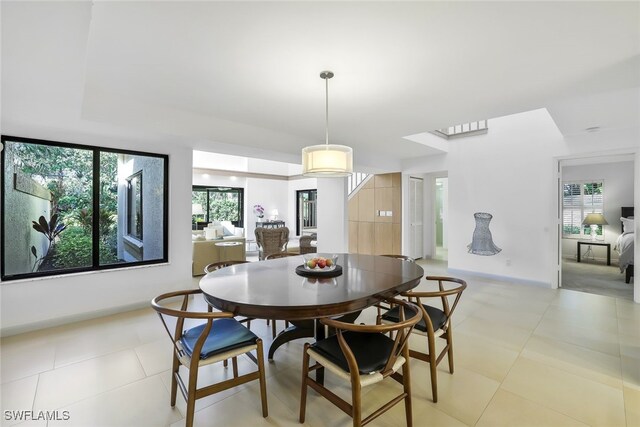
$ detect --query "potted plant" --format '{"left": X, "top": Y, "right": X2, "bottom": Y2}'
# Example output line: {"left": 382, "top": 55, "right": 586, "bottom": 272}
{"left": 253, "top": 204, "right": 265, "bottom": 222}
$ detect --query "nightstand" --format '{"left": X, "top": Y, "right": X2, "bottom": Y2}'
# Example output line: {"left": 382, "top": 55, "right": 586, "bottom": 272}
{"left": 577, "top": 241, "right": 611, "bottom": 265}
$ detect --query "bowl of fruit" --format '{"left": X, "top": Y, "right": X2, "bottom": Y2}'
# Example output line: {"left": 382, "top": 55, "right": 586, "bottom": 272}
{"left": 303, "top": 254, "right": 339, "bottom": 271}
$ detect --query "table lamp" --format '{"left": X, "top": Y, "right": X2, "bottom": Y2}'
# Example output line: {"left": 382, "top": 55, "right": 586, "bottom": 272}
{"left": 192, "top": 203, "right": 204, "bottom": 216}
{"left": 271, "top": 209, "right": 279, "bottom": 220}
{"left": 582, "top": 212, "right": 608, "bottom": 241}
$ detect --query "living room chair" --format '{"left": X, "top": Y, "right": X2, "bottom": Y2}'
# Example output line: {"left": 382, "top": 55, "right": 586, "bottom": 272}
{"left": 378, "top": 276, "right": 466, "bottom": 403}
{"left": 299, "top": 233, "right": 317, "bottom": 254}
{"left": 300, "top": 298, "right": 422, "bottom": 427}
{"left": 255, "top": 226, "right": 289, "bottom": 260}
{"left": 151, "top": 289, "right": 268, "bottom": 427}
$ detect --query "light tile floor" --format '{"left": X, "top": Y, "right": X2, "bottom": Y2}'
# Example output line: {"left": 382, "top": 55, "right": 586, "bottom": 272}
{"left": 1, "top": 258, "right": 639, "bottom": 426}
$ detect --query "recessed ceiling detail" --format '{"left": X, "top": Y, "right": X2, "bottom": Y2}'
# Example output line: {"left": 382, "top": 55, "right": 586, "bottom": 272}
{"left": 430, "top": 120, "right": 489, "bottom": 140}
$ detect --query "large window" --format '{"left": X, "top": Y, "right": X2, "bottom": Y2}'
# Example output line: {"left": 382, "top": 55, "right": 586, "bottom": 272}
{"left": 1, "top": 136, "right": 169, "bottom": 281}
{"left": 191, "top": 186, "right": 244, "bottom": 229}
{"left": 562, "top": 181, "right": 604, "bottom": 238}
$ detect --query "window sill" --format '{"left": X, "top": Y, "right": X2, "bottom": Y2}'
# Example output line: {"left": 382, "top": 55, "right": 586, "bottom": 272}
{"left": 0, "top": 261, "right": 171, "bottom": 285}
{"left": 123, "top": 235, "right": 143, "bottom": 248}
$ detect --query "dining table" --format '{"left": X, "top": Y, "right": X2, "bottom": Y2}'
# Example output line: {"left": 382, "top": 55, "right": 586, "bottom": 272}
{"left": 199, "top": 253, "right": 425, "bottom": 365}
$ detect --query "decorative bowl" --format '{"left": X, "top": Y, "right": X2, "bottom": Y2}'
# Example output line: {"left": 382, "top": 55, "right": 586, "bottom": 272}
{"left": 302, "top": 254, "right": 339, "bottom": 271}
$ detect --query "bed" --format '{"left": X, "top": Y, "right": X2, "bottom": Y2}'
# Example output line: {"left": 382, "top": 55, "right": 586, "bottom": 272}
{"left": 615, "top": 207, "right": 634, "bottom": 283}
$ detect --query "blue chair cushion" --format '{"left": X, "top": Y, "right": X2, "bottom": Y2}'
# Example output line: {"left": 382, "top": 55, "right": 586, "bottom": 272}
{"left": 382, "top": 303, "right": 446, "bottom": 333}
{"left": 310, "top": 331, "right": 395, "bottom": 374}
{"left": 180, "top": 318, "right": 258, "bottom": 360}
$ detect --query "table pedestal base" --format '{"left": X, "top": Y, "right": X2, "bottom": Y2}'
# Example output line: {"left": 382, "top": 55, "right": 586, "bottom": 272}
{"left": 267, "top": 311, "right": 362, "bottom": 361}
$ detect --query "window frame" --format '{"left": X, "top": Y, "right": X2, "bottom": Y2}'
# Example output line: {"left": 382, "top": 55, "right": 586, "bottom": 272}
{"left": 562, "top": 180, "right": 605, "bottom": 239}
{"left": 126, "top": 171, "right": 143, "bottom": 241}
{"left": 1, "top": 135, "right": 169, "bottom": 281}
{"left": 296, "top": 189, "right": 317, "bottom": 236}
{"left": 191, "top": 185, "right": 244, "bottom": 228}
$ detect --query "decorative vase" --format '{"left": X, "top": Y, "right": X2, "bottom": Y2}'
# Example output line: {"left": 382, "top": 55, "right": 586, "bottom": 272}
{"left": 468, "top": 212, "right": 501, "bottom": 256}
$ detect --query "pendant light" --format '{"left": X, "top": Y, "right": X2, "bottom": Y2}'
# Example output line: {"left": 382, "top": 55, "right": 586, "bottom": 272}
{"left": 302, "top": 71, "right": 353, "bottom": 177}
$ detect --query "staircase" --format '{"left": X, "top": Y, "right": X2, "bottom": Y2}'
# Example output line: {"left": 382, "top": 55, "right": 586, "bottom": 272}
{"left": 347, "top": 172, "right": 371, "bottom": 198}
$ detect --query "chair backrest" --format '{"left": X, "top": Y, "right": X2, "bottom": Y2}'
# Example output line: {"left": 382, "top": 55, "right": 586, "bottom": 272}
{"left": 255, "top": 227, "right": 289, "bottom": 260}
{"left": 299, "top": 234, "right": 317, "bottom": 254}
{"left": 404, "top": 276, "right": 466, "bottom": 333}
{"left": 203, "top": 260, "right": 250, "bottom": 274}
{"left": 320, "top": 298, "right": 422, "bottom": 377}
{"left": 380, "top": 254, "right": 415, "bottom": 262}
{"left": 265, "top": 252, "right": 298, "bottom": 260}
{"left": 151, "top": 289, "right": 235, "bottom": 369}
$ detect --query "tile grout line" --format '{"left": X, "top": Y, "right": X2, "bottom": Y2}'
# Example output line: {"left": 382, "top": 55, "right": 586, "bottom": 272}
{"left": 494, "top": 289, "right": 625, "bottom": 426}
{"left": 470, "top": 285, "right": 557, "bottom": 426}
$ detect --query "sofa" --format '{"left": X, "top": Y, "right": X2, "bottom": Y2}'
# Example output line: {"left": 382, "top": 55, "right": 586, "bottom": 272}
{"left": 192, "top": 223, "right": 246, "bottom": 275}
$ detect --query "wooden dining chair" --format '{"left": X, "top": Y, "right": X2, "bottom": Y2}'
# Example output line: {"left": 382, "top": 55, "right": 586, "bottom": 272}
{"left": 264, "top": 252, "right": 298, "bottom": 260}
{"left": 203, "top": 260, "right": 252, "bottom": 324}
{"left": 378, "top": 276, "right": 467, "bottom": 403}
{"left": 262, "top": 253, "right": 296, "bottom": 336}
{"left": 300, "top": 298, "right": 422, "bottom": 427}
{"left": 203, "top": 259, "right": 250, "bottom": 275}
{"left": 375, "top": 255, "right": 416, "bottom": 318}
{"left": 151, "top": 289, "right": 268, "bottom": 427}
{"left": 380, "top": 254, "right": 415, "bottom": 262}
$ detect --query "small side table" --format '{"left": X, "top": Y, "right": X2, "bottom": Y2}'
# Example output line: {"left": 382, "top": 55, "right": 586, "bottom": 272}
{"left": 577, "top": 241, "right": 611, "bottom": 265}
{"left": 215, "top": 241, "right": 243, "bottom": 262}
{"left": 245, "top": 239, "right": 257, "bottom": 252}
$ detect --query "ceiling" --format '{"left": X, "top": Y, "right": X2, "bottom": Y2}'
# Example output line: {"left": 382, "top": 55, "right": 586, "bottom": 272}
{"left": 2, "top": 1, "right": 639, "bottom": 172}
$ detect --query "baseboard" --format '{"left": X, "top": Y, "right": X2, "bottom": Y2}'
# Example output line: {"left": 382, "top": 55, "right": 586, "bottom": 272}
{"left": 447, "top": 268, "right": 553, "bottom": 289}
{"left": 0, "top": 300, "right": 151, "bottom": 337}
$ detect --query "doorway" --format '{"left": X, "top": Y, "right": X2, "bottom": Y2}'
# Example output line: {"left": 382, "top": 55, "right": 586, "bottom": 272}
{"left": 434, "top": 177, "right": 448, "bottom": 261}
{"left": 558, "top": 157, "right": 635, "bottom": 300}
{"left": 296, "top": 189, "right": 317, "bottom": 236}
{"left": 408, "top": 177, "right": 424, "bottom": 259}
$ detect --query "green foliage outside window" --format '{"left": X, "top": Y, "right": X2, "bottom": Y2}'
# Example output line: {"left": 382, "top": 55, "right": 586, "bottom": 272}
{"left": 208, "top": 194, "right": 239, "bottom": 222}
{"left": 192, "top": 187, "right": 243, "bottom": 226}
{"left": 562, "top": 181, "right": 604, "bottom": 238}
{"left": 10, "top": 141, "right": 120, "bottom": 272}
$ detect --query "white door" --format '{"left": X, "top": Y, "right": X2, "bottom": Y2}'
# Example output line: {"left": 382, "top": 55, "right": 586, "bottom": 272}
{"left": 409, "top": 177, "right": 424, "bottom": 259}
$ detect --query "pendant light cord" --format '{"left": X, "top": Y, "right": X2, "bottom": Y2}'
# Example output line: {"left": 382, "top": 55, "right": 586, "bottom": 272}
{"left": 325, "top": 74, "right": 329, "bottom": 146}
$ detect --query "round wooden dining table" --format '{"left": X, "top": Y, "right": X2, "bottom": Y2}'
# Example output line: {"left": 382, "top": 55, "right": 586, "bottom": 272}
{"left": 199, "top": 253, "right": 424, "bottom": 360}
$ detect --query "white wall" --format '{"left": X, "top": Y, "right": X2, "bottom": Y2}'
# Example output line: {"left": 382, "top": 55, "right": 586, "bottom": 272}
{"left": 561, "top": 161, "right": 634, "bottom": 263}
{"left": 193, "top": 173, "right": 247, "bottom": 189}
{"left": 317, "top": 177, "right": 348, "bottom": 253}
{"left": 636, "top": 151, "right": 640, "bottom": 303}
{"left": 405, "top": 108, "right": 638, "bottom": 290}
{"left": 246, "top": 177, "right": 289, "bottom": 240}
{"left": 446, "top": 109, "right": 560, "bottom": 286}
{"left": 1, "top": 131, "right": 193, "bottom": 335}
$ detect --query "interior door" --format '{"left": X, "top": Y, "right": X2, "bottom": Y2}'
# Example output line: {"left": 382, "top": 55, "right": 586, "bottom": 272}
{"left": 409, "top": 177, "right": 424, "bottom": 259}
